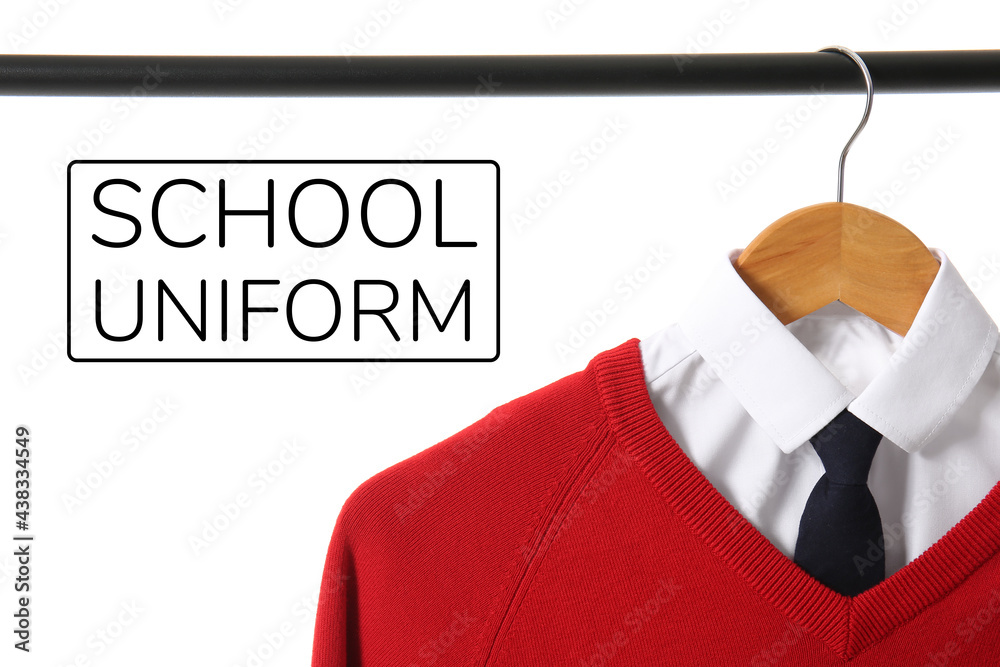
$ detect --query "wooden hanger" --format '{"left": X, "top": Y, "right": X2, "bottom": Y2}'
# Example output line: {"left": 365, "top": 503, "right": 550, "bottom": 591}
{"left": 734, "top": 46, "right": 940, "bottom": 338}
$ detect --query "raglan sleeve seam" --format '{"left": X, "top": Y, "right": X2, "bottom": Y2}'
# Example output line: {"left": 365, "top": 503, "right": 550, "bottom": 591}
{"left": 476, "top": 416, "right": 618, "bottom": 666}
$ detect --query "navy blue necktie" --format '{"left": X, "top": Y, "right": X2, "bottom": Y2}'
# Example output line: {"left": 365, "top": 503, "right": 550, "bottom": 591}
{"left": 793, "top": 408, "right": 885, "bottom": 596}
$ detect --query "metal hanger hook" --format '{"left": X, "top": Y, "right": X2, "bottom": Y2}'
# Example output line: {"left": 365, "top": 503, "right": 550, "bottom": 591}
{"left": 819, "top": 46, "right": 874, "bottom": 203}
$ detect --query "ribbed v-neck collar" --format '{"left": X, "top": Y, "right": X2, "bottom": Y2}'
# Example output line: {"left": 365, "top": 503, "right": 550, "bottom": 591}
{"left": 591, "top": 337, "right": 1000, "bottom": 660}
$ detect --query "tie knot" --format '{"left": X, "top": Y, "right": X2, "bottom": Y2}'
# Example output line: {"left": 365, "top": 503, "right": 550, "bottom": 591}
{"left": 811, "top": 409, "right": 882, "bottom": 485}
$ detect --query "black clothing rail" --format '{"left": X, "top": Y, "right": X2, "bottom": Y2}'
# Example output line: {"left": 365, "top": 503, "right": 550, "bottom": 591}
{"left": 1, "top": 51, "right": 999, "bottom": 97}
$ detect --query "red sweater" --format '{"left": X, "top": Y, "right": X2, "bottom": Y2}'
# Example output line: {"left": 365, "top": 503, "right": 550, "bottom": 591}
{"left": 311, "top": 338, "right": 1000, "bottom": 666}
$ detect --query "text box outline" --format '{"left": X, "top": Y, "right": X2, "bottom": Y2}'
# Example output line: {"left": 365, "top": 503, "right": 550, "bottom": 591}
{"left": 67, "top": 159, "right": 500, "bottom": 363}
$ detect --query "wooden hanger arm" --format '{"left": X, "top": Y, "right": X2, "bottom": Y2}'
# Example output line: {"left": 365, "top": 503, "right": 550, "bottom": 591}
{"left": 734, "top": 202, "right": 940, "bottom": 337}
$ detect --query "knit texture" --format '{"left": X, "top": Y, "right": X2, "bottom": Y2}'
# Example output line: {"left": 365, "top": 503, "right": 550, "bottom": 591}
{"left": 311, "top": 338, "right": 1000, "bottom": 666}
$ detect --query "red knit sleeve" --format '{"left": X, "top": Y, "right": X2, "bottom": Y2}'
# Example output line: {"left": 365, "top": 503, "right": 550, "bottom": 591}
{"left": 311, "top": 500, "right": 357, "bottom": 667}
{"left": 308, "top": 366, "right": 606, "bottom": 665}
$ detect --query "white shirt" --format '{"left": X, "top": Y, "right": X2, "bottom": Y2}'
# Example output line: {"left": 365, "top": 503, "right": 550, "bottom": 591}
{"left": 639, "top": 247, "right": 1000, "bottom": 576}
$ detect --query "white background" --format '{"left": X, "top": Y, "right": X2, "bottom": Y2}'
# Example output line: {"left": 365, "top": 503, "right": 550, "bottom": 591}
{"left": 3, "top": 1, "right": 1000, "bottom": 666}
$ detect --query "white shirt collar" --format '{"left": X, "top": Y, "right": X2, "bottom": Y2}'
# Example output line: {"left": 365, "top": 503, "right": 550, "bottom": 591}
{"left": 677, "top": 248, "right": 998, "bottom": 454}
